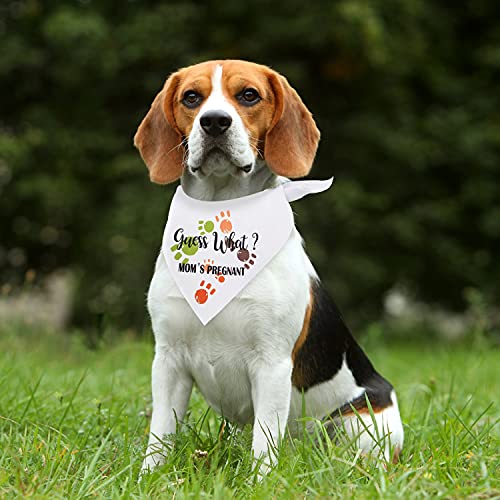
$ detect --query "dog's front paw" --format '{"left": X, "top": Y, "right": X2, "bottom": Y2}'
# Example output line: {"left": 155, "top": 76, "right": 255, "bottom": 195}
{"left": 252, "top": 448, "right": 276, "bottom": 481}
{"left": 256, "top": 459, "right": 272, "bottom": 480}
{"left": 139, "top": 445, "right": 167, "bottom": 481}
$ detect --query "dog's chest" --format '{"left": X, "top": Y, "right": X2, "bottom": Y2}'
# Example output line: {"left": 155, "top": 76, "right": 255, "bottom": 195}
{"left": 148, "top": 230, "right": 312, "bottom": 424}
{"left": 179, "top": 320, "right": 262, "bottom": 424}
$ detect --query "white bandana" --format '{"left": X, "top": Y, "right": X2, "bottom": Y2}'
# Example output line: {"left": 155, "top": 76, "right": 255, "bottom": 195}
{"left": 162, "top": 178, "right": 333, "bottom": 325}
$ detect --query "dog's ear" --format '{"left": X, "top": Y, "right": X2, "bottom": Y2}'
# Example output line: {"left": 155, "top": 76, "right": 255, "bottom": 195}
{"left": 134, "top": 73, "right": 184, "bottom": 184}
{"left": 264, "top": 73, "right": 320, "bottom": 178}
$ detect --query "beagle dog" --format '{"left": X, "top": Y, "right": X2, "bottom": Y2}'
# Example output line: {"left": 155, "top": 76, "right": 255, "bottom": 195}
{"left": 135, "top": 60, "right": 404, "bottom": 474}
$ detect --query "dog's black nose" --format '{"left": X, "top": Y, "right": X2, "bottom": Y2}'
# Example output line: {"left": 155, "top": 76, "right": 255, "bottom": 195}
{"left": 199, "top": 110, "right": 232, "bottom": 137}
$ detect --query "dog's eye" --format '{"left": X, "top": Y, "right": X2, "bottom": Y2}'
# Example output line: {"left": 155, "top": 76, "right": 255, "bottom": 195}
{"left": 182, "top": 90, "right": 202, "bottom": 108}
{"left": 237, "top": 88, "right": 261, "bottom": 106}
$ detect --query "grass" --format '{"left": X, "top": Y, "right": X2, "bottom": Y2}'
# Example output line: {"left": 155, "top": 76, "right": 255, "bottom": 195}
{"left": 0, "top": 325, "right": 498, "bottom": 498}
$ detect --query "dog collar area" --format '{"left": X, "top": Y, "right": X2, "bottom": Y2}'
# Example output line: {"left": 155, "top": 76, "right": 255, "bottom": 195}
{"left": 177, "top": 177, "right": 334, "bottom": 205}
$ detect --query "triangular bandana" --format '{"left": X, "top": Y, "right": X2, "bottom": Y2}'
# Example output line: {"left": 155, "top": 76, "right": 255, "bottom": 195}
{"left": 162, "top": 178, "right": 333, "bottom": 325}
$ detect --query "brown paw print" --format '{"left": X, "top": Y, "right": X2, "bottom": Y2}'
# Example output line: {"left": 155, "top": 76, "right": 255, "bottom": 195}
{"left": 237, "top": 249, "right": 257, "bottom": 269}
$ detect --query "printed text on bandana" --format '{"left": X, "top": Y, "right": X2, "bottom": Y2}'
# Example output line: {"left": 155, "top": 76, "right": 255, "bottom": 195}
{"left": 169, "top": 211, "right": 259, "bottom": 305}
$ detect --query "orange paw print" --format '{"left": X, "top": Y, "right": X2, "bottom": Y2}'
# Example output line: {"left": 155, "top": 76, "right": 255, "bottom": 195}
{"left": 203, "top": 258, "right": 215, "bottom": 273}
{"left": 215, "top": 210, "right": 232, "bottom": 233}
{"left": 203, "top": 259, "right": 225, "bottom": 283}
{"left": 194, "top": 280, "right": 216, "bottom": 304}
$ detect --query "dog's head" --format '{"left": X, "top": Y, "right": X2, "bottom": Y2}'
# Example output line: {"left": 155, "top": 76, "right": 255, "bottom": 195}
{"left": 134, "top": 60, "right": 320, "bottom": 184}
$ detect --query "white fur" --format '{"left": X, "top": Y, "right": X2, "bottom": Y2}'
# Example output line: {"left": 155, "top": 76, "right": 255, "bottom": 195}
{"left": 288, "top": 358, "right": 366, "bottom": 434}
{"left": 339, "top": 391, "right": 404, "bottom": 461}
{"left": 141, "top": 64, "right": 404, "bottom": 474}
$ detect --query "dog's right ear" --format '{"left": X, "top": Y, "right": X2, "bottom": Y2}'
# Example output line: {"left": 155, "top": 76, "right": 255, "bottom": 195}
{"left": 134, "top": 73, "right": 184, "bottom": 184}
{"left": 264, "top": 72, "right": 320, "bottom": 178}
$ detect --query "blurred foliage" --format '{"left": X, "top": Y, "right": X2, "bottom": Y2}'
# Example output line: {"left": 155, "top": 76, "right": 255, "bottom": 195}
{"left": 1, "top": 0, "right": 499, "bottom": 330}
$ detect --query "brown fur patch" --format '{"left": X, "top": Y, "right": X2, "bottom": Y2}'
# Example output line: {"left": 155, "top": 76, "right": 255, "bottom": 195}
{"left": 134, "top": 73, "right": 184, "bottom": 184}
{"left": 336, "top": 395, "right": 392, "bottom": 416}
{"left": 173, "top": 60, "right": 217, "bottom": 137}
{"left": 264, "top": 72, "right": 320, "bottom": 178}
{"left": 291, "top": 291, "right": 313, "bottom": 387}
{"left": 220, "top": 60, "right": 277, "bottom": 158}
{"left": 292, "top": 291, "right": 313, "bottom": 363}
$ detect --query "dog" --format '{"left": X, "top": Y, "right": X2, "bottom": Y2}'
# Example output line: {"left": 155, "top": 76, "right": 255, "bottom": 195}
{"left": 134, "top": 60, "right": 404, "bottom": 474}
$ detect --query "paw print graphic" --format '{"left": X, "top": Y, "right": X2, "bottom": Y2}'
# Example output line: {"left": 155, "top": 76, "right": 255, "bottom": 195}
{"left": 237, "top": 248, "right": 250, "bottom": 262}
{"left": 203, "top": 259, "right": 226, "bottom": 281}
{"left": 198, "top": 219, "right": 215, "bottom": 235}
{"left": 237, "top": 249, "right": 257, "bottom": 270}
{"left": 203, "top": 258, "right": 215, "bottom": 272}
{"left": 170, "top": 239, "right": 199, "bottom": 264}
{"left": 215, "top": 211, "right": 232, "bottom": 234}
{"left": 194, "top": 280, "right": 216, "bottom": 304}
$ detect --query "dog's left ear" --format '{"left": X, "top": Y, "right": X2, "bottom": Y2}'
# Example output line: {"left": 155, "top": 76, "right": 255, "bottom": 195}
{"left": 134, "top": 73, "right": 184, "bottom": 184}
{"left": 264, "top": 73, "right": 320, "bottom": 178}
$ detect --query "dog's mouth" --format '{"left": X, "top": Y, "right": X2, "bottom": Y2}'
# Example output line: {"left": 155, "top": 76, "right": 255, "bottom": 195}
{"left": 189, "top": 148, "right": 253, "bottom": 176}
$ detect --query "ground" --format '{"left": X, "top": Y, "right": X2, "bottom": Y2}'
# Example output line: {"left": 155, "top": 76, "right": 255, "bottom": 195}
{"left": 0, "top": 325, "right": 498, "bottom": 498}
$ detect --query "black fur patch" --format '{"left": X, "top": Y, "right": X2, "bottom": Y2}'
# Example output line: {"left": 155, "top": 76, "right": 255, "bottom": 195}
{"left": 291, "top": 279, "right": 393, "bottom": 412}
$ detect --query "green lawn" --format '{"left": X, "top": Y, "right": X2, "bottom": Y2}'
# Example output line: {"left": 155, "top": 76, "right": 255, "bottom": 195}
{"left": 0, "top": 326, "right": 498, "bottom": 498}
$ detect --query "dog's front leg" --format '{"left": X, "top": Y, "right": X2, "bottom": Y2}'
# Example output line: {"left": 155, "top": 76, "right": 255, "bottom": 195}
{"left": 141, "top": 346, "right": 193, "bottom": 474}
{"left": 250, "top": 357, "right": 293, "bottom": 474}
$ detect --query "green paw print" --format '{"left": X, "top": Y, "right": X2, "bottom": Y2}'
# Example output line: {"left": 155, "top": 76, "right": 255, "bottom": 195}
{"left": 170, "top": 239, "right": 199, "bottom": 264}
{"left": 198, "top": 219, "right": 215, "bottom": 235}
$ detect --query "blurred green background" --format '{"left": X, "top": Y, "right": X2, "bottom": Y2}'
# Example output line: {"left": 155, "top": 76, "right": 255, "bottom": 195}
{"left": 1, "top": 0, "right": 499, "bottom": 333}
